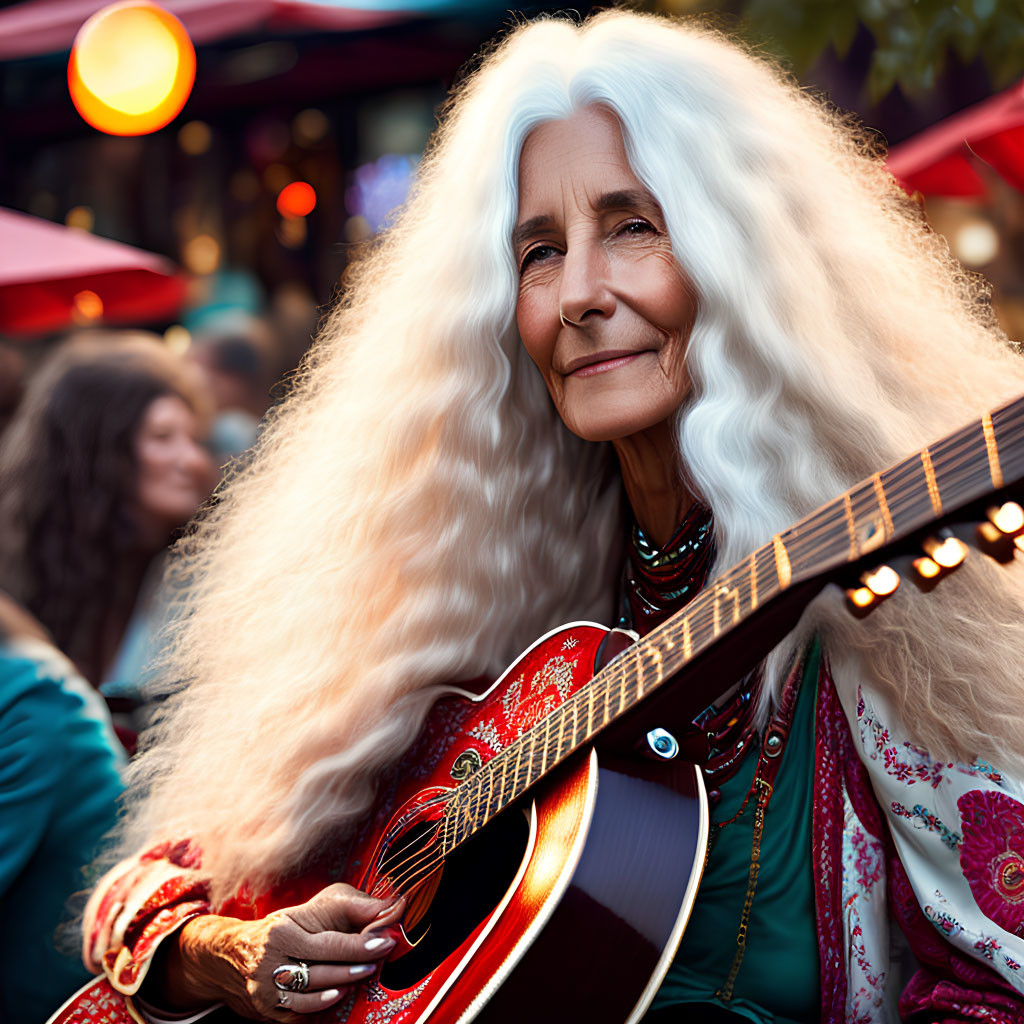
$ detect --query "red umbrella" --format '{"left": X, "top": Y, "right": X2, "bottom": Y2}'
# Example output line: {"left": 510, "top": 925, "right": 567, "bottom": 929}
{"left": 0, "top": 207, "right": 187, "bottom": 334}
{"left": 887, "top": 79, "right": 1024, "bottom": 198}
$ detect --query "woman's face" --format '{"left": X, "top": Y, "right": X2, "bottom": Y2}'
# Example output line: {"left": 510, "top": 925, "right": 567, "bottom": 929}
{"left": 134, "top": 394, "right": 213, "bottom": 538}
{"left": 514, "top": 105, "right": 696, "bottom": 443}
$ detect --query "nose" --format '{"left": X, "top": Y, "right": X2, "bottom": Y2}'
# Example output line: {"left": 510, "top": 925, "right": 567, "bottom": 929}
{"left": 558, "top": 235, "right": 615, "bottom": 327}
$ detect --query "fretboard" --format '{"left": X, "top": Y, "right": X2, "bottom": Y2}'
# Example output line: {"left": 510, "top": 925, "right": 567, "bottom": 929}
{"left": 441, "top": 396, "right": 1024, "bottom": 853}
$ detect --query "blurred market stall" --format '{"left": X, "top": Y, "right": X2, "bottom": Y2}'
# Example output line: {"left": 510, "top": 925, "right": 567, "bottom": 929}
{"left": 887, "top": 79, "right": 1024, "bottom": 341}
{"left": 0, "top": 206, "right": 186, "bottom": 334}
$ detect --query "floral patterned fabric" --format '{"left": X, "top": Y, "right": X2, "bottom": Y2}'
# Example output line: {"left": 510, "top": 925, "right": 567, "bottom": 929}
{"left": 822, "top": 649, "right": 1024, "bottom": 1021}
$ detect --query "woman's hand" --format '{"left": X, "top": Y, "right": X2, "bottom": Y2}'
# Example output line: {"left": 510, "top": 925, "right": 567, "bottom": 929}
{"left": 159, "top": 883, "right": 405, "bottom": 1019}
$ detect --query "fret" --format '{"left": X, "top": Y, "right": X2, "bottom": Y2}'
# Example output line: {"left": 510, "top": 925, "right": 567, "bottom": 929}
{"left": 618, "top": 651, "right": 630, "bottom": 714}
{"left": 993, "top": 402, "right": 1024, "bottom": 485}
{"left": 748, "top": 551, "right": 758, "bottom": 610}
{"left": 522, "top": 730, "right": 537, "bottom": 791}
{"left": 682, "top": 613, "right": 692, "bottom": 658}
{"left": 920, "top": 448, "right": 942, "bottom": 516}
{"left": 871, "top": 473, "right": 894, "bottom": 537}
{"left": 467, "top": 781, "right": 482, "bottom": 829}
{"left": 772, "top": 534, "right": 791, "bottom": 588}
{"left": 586, "top": 681, "right": 595, "bottom": 738}
{"left": 842, "top": 492, "right": 858, "bottom": 559}
{"left": 713, "top": 577, "right": 742, "bottom": 634}
{"left": 539, "top": 717, "right": 551, "bottom": 776}
{"left": 481, "top": 770, "right": 493, "bottom": 823}
{"left": 649, "top": 644, "right": 663, "bottom": 691}
{"left": 555, "top": 707, "right": 566, "bottom": 763}
{"left": 499, "top": 748, "right": 510, "bottom": 804}
{"left": 983, "top": 413, "right": 1004, "bottom": 488}
{"left": 513, "top": 736, "right": 523, "bottom": 795}
{"left": 602, "top": 665, "right": 612, "bottom": 727}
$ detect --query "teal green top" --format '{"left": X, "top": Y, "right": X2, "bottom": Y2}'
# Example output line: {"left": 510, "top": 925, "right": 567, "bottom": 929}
{"left": 0, "top": 642, "right": 125, "bottom": 1024}
{"left": 648, "top": 642, "right": 821, "bottom": 1023}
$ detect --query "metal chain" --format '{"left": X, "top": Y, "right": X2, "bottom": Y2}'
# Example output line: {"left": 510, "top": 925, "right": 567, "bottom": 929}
{"left": 715, "top": 776, "right": 774, "bottom": 1003}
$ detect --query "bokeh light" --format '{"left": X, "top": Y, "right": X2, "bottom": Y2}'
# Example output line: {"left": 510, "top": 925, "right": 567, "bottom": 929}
{"left": 164, "top": 324, "right": 192, "bottom": 354}
{"left": 276, "top": 182, "right": 317, "bottom": 219}
{"left": 65, "top": 206, "right": 95, "bottom": 231}
{"left": 72, "top": 290, "right": 104, "bottom": 323}
{"left": 182, "top": 234, "right": 220, "bottom": 275}
{"left": 68, "top": 1, "right": 196, "bottom": 137}
{"left": 178, "top": 120, "right": 211, "bottom": 156}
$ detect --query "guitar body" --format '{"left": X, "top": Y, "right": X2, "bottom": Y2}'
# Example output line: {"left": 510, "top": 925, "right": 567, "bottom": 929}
{"left": 335, "top": 622, "right": 709, "bottom": 1024}
{"left": 49, "top": 623, "right": 708, "bottom": 1024}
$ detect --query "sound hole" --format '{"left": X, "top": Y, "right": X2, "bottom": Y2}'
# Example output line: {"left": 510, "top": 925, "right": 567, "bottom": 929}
{"left": 380, "top": 805, "right": 530, "bottom": 990}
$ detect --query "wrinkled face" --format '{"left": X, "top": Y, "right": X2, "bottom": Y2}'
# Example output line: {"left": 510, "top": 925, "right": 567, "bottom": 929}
{"left": 514, "top": 105, "right": 696, "bottom": 443}
{"left": 134, "top": 394, "right": 213, "bottom": 536}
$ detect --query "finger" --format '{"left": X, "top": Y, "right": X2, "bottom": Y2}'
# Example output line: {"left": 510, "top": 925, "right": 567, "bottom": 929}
{"left": 267, "top": 925, "right": 397, "bottom": 964}
{"left": 364, "top": 896, "right": 406, "bottom": 932}
{"left": 273, "top": 987, "right": 350, "bottom": 1015}
{"left": 288, "top": 883, "right": 391, "bottom": 933}
{"left": 272, "top": 962, "right": 377, "bottom": 991}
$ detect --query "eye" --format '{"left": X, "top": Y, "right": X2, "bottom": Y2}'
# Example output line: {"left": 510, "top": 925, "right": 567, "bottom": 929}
{"left": 618, "top": 218, "right": 656, "bottom": 236}
{"left": 519, "top": 244, "right": 559, "bottom": 273}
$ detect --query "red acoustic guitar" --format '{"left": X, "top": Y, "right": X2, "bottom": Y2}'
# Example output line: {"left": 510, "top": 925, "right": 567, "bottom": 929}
{"left": 52, "top": 396, "right": 1024, "bottom": 1024}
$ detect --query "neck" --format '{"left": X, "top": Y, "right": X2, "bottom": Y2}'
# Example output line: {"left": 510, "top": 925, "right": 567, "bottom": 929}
{"left": 612, "top": 419, "right": 693, "bottom": 547}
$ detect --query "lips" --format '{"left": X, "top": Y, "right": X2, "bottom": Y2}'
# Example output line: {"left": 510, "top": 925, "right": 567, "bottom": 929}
{"left": 563, "top": 349, "right": 651, "bottom": 377}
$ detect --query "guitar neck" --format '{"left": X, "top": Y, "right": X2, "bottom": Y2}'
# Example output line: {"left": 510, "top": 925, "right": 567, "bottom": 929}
{"left": 442, "top": 396, "right": 1024, "bottom": 852}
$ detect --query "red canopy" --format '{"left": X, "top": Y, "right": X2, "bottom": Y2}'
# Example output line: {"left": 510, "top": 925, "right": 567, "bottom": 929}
{"left": 887, "top": 79, "right": 1024, "bottom": 198}
{"left": 0, "top": 0, "right": 404, "bottom": 61}
{"left": 0, "top": 207, "right": 187, "bottom": 334}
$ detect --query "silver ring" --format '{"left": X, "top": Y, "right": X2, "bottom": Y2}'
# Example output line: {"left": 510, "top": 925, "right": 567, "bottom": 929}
{"left": 273, "top": 961, "right": 310, "bottom": 992}
{"left": 559, "top": 310, "right": 582, "bottom": 328}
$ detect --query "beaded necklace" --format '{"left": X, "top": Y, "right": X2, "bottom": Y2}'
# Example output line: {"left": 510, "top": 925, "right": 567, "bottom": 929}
{"left": 621, "top": 504, "right": 759, "bottom": 792}
{"left": 620, "top": 505, "right": 805, "bottom": 1001}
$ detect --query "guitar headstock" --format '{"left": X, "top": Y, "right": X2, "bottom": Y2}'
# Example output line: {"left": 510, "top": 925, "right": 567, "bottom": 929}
{"left": 845, "top": 499, "right": 1024, "bottom": 616}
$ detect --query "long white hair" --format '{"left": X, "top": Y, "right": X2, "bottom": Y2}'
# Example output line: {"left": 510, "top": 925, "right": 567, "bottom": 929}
{"left": 117, "top": 11, "right": 1024, "bottom": 901}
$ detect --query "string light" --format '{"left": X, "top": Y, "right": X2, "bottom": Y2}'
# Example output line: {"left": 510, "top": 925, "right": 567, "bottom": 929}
{"left": 913, "top": 556, "right": 941, "bottom": 579}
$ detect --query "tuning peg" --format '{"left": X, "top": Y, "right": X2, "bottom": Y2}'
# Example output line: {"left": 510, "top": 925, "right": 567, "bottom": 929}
{"left": 922, "top": 534, "right": 968, "bottom": 569}
{"left": 989, "top": 501, "right": 1024, "bottom": 535}
{"left": 846, "top": 565, "right": 900, "bottom": 615}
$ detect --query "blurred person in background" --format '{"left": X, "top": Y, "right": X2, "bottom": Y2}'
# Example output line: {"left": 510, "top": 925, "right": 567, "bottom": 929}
{"left": 0, "top": 589, "right": 124, "bottom": 1024}
{"left": 0, "top": 334, "right": 215, "bottom": 744}
{"left": 187, "top": 315, "right": 278, "bottom": 466}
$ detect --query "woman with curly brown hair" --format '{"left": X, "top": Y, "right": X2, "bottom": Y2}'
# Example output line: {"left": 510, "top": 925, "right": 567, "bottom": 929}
{"left": 0, "top": 334, "right": 214, "bottom": 691}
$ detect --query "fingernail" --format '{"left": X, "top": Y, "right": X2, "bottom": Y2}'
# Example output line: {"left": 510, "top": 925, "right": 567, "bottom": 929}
{"left": 321, "top": 989, "right": 340, "bottom": 1003}
{"left": 349, "top": 964, "right": 374, "bottom": 976}
{"left": 364, "top": 935, "right": 394, "bottom": 952}
{"left": 375, "top": 896, "right": 404, "bottom": 917}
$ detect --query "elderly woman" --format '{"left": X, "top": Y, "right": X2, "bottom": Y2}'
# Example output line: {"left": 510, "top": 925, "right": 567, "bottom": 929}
{"left": 60, "top": 11, "right": 1024, "bottom": 1024}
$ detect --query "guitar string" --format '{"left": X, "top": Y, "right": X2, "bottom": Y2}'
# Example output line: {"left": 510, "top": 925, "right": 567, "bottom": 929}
{"left": 367, "top": 419, "right": 1023, "bottom": 896}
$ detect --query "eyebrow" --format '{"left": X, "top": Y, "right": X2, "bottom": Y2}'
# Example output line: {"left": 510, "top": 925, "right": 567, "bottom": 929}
{"left": 511, "top": 188, "right": 661, "bottom": 251}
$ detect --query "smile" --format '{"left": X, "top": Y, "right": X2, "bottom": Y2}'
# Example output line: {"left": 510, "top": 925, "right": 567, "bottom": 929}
{"left": 565, "top": 350, "right": 650, "bottom": 378}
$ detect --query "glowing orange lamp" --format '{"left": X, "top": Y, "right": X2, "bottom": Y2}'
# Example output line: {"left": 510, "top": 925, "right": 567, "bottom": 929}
{"left": 68, "top": 1, "right": 196, "bottom": 136}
